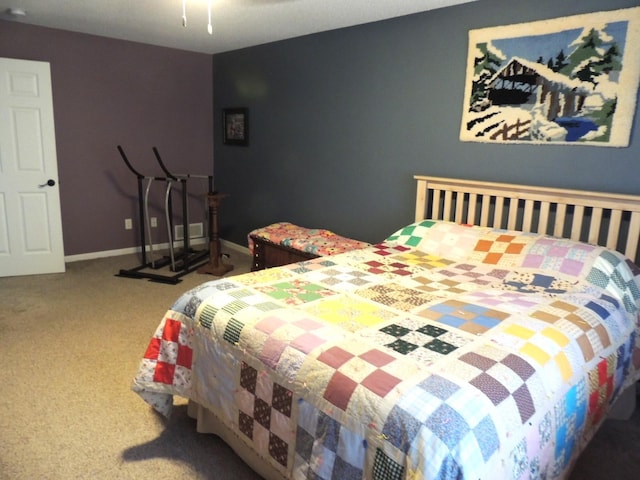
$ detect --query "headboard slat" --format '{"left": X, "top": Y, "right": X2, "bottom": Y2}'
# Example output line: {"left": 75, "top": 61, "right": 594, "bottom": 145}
{"left": 415, "top": 175, "right": 640, "bottom": 264}
{"left": 455, "top": 194, "right": 464, "bottom": 224}
{"left": 571, "top": 205, "right": 585, "bottom": 241}
{"left": 554, "top": 204, "right": 567, "bottom": 237}
{"left": 432, "top": 189, "right": 441, "bottom": 220}
{"left": 523, "top": 199, "right": 534, "bottom": 232}
{"left": 627, "top": 212, "right": 640, "bottom": 259}
{"left": 468, "top": 193, "right": 478, "bottom": 225}
{"left": 494, "top": 197, "right": 505, "bottom": 228}
{"left": 415, "top": 180, "right": 428, "bottom": 222}
{"left": 480, "top": 197, "right": 491, "bottom": 226}
{"left": 539, "top": 201, "right": 551, "bottom": 234}
{"left": 607, "top": 209, "right": 622, "bottom": 251}
{"left": 443, "top": 191, "right": 453, "bottom": 222}
{"left": 507, "top": 202, "right": 518, "bottom": 230}
{"left": 588, "top": 208, "right": 603, "bottom": 246}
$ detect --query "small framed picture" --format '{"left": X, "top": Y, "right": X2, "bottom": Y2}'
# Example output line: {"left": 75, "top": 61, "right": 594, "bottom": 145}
{"left": 223, "top": 108, "right": 249, "bottom": 146}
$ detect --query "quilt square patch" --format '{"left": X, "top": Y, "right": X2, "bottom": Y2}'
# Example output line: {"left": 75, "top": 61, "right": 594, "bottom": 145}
{"left": 456, "top": 347, "right": 538, "bottom": 426}
{"left": 471, "top": 233, "right": 530, "bottom": 266}
{"left": 372, "top": 449, "right": 405, "bottom": 480}
{"left": 586, "top": 354, "right": 615, "bottom": 428}
{"left": 233, "top": 267, "right": 294, "bottom": 286}
{"left": 409, "top": 274, "right": 470, "bottom": 296}
{"left": 554, "top": 380, "right": 587, "bottom": 473}
{"left": 374, "top": 318, "right": 471, "bottom": 364}
{"left": 385, "top": 221, "right": 437, "bottom": 247}
{"left": 362, "top": 259, "right": 415, "bottom": 277}
{"left": 294, "top": 400, "right": 365, "bottom": 480}
{"left": 237, "top": 362, "right": 294, "bottom": 469}
{"left": 501, "top": 271, "right": 578, "bottom": 295}
{"left": 463, "top": 289, "right": 541, "bottom": 313}
{"left": 528, "top": 299, "right": 612, "bottom": 364}
{"left": 503, "top": 330, "right": 574, "bottom": 384}
{"left": 197, "top": 290, "right": 282, "bottom": 333}
{"left": 587, "top": 251, "right": 640, "bottom": 316}
{"left": 371, "top": 242, "right": 413, "bottom": 255}
{"left": 283, "top": 258, "right": 338, "bottom": 274}
{"left": 356, "top": 283, "right": 440, "bottom": 312}
{"left": 303, "top": 295, "right": 397, "bottom": 332}
{"left": 408, "top": 221, "right": 485, "bottom": 260}
{"left": 381, "top": 374, "right": 499, "bottom": 479}
{"left": 256, "top": 279, "right": 338, "bottom": 306}
{"left": 311, "top": 346, "right": 411, "bottom": 413}
{"left": 522, "top": 238, "right": 595, "bottom": 277}
{"left": 143, "top": 317, "right": 193, "bottom": 386}
{"left": 172, "top": 280, "right": 241, "bottom": 319}
{"left": 301, "top": 265, "right": 385, "bottom": 291}
{"left": 390, "top": 250, "right": 455, "bottom": 269}
{"left": 416, "top": 299, "right": 509, "bottom": 334}
{"left": 250, "top": 313, "right": 340, "bottom": 372}
{"left": 440, "top": 262, "right": 510, "bottom": 284}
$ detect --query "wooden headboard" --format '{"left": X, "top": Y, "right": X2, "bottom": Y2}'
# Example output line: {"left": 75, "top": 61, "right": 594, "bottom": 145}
{"left": 414, "top": 175, "right": 640, "bottom": 264}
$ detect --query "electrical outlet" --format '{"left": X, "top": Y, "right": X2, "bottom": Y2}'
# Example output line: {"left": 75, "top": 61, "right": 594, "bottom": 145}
{"left": 125, "top": 218, "right": 132, "bottom": 230}
{"left": 150, "top": 217, "right": 157, "bottom": 228}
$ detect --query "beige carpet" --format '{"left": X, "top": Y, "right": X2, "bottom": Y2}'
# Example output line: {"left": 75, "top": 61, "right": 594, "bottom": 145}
{"left": 0, "top": 251, "right": 261, "bottom": 480}
{"left": 0, "top": 251, "right": 638, "bottom": 479}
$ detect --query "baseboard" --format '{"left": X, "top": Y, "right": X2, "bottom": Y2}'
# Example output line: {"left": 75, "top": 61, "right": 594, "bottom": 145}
{"left": 65, "top": 238, "right": 247, "bottom": 263}
{"left": 221, "top": 239, "right": 250, "bottom": 255}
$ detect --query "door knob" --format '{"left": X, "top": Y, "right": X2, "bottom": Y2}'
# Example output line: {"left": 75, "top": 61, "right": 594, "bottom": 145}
{"left": 39, "top": 179, "right": 56, "bottom": 187}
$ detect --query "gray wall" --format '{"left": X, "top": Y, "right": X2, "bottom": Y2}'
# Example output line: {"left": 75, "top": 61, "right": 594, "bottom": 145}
{"left": 213, "top": 0, "right": 640, "bottom": 247}
{"left": 0, "top": 22, "right": 213, "bottom": 256}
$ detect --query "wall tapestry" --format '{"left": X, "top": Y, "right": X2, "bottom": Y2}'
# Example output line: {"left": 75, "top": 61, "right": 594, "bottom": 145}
{"left": 460, "top": 7, "right": 640, "bottom": 147}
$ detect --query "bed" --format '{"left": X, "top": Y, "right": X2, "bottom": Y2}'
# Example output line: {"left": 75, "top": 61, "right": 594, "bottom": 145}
{"left": 132, "top": 175, "right": 640, "bottom": 480}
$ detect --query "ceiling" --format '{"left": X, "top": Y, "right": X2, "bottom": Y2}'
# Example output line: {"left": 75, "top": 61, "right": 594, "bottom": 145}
{"left": 0, "top": 0, "right": 476, "bottom": 55}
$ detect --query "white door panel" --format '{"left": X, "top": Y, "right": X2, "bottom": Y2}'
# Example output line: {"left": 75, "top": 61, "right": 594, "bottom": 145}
{"left": 0, "top": 57, "right": 65, "bottom": 277}
{"left": 0, "top": 193, "right": 8, "bottom": 254}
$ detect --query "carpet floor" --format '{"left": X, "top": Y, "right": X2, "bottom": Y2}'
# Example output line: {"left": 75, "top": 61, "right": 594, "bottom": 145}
{"left": 0, "top": 251, "right": 639, "bottom": 479}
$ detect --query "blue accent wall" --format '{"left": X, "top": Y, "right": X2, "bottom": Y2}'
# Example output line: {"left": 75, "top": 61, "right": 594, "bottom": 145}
{"left": 213, "top": 0, "right": 640, "bottom": 246}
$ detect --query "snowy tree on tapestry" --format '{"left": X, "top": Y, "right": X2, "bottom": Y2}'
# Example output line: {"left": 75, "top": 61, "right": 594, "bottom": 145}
{"left": 460, "top": 7, "right": 640, "bottom": 147}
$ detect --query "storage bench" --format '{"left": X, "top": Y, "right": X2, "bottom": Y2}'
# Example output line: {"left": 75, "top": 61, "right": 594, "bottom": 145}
{"left": 248, "top": 222, "right": 370, "bottom": 271}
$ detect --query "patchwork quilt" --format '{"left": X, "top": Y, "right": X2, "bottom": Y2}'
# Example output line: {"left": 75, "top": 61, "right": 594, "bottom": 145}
{"left": 248, "top": 222, "right": 370, "bottom": 256}
{"left": 133, "top": 220, "right": 640, "bottom": 480}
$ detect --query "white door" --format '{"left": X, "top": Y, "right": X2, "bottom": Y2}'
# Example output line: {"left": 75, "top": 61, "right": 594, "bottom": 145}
{"left": 0, "top": 57, "right": 65, "bottom": 277}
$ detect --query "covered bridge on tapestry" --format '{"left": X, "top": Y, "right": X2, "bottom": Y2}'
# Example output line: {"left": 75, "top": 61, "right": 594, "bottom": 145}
{"left": 488, "top": 57, "right": 592, "bottom": 120}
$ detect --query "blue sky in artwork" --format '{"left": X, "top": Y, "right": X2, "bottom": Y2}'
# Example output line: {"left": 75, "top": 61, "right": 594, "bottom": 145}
{"left": 491, "top": 20, "right": 629, "bottom": 65}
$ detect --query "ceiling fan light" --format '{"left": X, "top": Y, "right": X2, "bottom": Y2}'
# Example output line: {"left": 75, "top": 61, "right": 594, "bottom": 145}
{"left": 5, "top": 7, "right": 27, "bottom": 18}
{"left": 180, "top": 0, "right": 213, "bottom": 34}
{"left": 208, "top": 0, "right": 212, "bottom": 34}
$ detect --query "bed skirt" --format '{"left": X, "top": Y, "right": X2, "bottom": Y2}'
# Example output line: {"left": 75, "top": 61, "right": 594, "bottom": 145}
{"left": 187, "top": 400, "right": 287, "bottom": 480}
{"left": 185, "top": 386, "right": 636, "bottom": 480}
{"left": 609, "top": 382, "right": 638, "bottom": 420}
